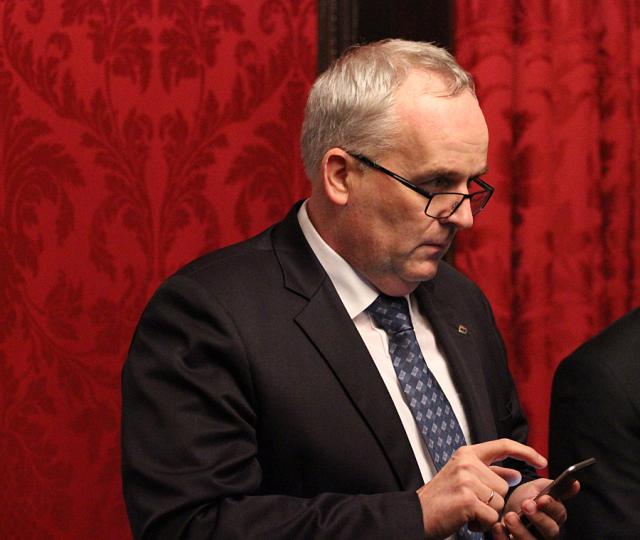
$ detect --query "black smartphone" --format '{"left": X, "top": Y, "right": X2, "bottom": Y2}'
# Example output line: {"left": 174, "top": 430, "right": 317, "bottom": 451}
{"left": 518, "top": 457, "right": 596, "bottom": 529}
{"left": 534, "top": 457, "right": 596, "bottom": 500}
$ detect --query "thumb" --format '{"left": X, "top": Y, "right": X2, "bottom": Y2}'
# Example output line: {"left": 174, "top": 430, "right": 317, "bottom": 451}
{"left": 490, "top": 465, "right": 523, "bottom": 487}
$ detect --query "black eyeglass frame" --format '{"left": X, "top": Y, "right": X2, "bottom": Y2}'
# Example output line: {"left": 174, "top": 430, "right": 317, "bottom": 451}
{"left": 347, "top": 152, "right": 494, "bottom": 219}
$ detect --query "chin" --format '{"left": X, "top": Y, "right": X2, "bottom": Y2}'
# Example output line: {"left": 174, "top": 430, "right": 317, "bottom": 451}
{"left": 405, "top": 262, "right": 441, "bottom": 284}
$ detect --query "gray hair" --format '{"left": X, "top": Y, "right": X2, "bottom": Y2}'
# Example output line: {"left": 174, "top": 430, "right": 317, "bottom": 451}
{"left": 300, "top": 39, "right": 475, "bottom": 180}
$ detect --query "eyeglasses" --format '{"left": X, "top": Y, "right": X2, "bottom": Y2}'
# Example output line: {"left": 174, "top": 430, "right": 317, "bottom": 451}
{"left": 347, "top": 152, "right": 494, "bottom": 219}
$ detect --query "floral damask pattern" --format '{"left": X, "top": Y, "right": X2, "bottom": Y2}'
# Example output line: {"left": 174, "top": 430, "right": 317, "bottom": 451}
{"left": 0, "top": 1, "right": 316, "bottom": 537}
{"left": 454, "top": 0, "right": 640, "bottom": 457}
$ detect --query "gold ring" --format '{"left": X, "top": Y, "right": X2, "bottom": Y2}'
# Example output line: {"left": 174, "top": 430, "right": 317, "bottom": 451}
{"left": 485, "top": 489, "right": 495, "bottom": 505}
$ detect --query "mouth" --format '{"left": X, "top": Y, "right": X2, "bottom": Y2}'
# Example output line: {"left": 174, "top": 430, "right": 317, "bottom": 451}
{"left": 427, "top": 241, "right": 448, "bottom": 249}
{"left": 418, "top": 242, "right": 450, "bottom": 257}
{"left": 424, "top": 238, "right": 452, "bottom": 251}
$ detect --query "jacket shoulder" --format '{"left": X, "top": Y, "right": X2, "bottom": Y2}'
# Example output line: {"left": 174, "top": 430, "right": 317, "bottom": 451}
{"left": 560, "top": 308, "right": 640, "bottom": 370}
{"left": 175, "top": 226, "right": 275, "bottom": 282}
{"left": 428, "top": 261, "right": 491, "bottom": 313}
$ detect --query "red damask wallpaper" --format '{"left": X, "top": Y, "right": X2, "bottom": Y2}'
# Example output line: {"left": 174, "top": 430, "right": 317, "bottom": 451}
{"left": 5, "top": 0, "right": 640, "bottom": 536}
{"left": 454, "top": 0, "right": 640, "bottom": 458}
{"left": 0, "top": 1, "right": 316, "bottom": 537}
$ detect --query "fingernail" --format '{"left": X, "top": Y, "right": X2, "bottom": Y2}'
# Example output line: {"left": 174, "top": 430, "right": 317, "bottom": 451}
{"left": 507, "top": 472, "right": 522, "bottom": 487}
{"left": 506, "top": 513, "right": 519, "bottom": 526}
{"left": 523, "top": 500, "right": 537, "bottom": 514}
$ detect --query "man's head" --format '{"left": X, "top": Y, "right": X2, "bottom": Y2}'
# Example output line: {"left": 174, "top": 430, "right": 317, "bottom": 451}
{"left": 302, "top": 40, "right": 490, "bottom": 296}
{"left": 301, "top": 39, "right": 475, "bottom": 181}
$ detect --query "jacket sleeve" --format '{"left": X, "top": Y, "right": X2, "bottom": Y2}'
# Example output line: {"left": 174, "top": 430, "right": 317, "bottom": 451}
{"left": 121, "top": 275, "right": 424, "bottom": 540}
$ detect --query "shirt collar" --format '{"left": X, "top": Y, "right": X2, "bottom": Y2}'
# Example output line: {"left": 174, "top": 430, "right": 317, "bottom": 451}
{"left": 297, "top": 201, "right": 379, "bottom": 319}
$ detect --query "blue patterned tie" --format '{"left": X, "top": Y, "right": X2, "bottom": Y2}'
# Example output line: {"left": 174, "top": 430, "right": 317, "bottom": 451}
{"left": 367, "top": 294, "right": 482, "bottom": 540}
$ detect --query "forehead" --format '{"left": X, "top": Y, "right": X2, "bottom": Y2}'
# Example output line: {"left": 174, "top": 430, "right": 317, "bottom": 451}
{"left": 391, "top": 70, "right": 489, "bottom": 170}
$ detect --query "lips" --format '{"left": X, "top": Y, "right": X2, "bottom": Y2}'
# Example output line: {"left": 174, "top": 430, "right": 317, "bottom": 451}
{"left": 423, "top": 239, "right": 451, "bottom": 250}
{"left": 419, "top": 243, "right": 449, "bottom": 257}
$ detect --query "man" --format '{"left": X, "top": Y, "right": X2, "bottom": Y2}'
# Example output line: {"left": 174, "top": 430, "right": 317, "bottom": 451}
{"left": 549, "top": 308, "right": 640, "bottom": 539}
{"left": 122, "top": 39, "right": 574, "bottom": 539}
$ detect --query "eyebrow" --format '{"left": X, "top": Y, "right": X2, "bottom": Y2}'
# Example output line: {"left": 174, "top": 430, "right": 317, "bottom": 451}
{"left": 414, "top": 166, "right": 489, "bottom": 181}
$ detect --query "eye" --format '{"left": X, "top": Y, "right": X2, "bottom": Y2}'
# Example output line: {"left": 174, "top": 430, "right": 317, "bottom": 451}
{"left": 422, "top": 176, "right": 453, "bottom": 191}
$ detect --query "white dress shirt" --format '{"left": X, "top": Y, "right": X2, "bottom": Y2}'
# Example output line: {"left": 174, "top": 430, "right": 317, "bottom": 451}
{"left": 297, "top": 201, "right": 473, "bottom": 488}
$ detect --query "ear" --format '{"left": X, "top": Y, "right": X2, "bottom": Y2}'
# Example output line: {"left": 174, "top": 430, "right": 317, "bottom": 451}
{"left": 320, "top": 148, "right": 356, "bottom": 206}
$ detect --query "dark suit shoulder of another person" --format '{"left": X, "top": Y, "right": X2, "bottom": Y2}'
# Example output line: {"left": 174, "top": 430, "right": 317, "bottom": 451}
{"left": 549, "top": 307, "right": 640, "bottom": 539}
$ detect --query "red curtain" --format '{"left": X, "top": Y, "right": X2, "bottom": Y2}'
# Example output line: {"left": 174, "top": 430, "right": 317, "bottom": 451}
{"left": 454, "top": 1, "right": 640, "bottom": 459}
{"left": 0, "top": 1, "right": 315, "bottom": 537}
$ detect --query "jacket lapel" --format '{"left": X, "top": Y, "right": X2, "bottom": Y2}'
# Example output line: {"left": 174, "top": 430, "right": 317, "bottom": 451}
{"left": 272, "top": 205, "right": 423, "bottom": 491}
{"left": 414, "top": 284, "right": 497, "bottom": 444}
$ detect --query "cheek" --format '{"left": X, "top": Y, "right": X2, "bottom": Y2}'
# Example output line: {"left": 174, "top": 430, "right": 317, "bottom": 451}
{"left": 352, "top": 185, "right": 428, "bottom": 250}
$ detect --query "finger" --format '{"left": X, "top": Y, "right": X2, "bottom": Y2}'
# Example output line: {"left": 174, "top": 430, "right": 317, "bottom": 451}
{"left": 490, "top": 464, "right": 523, "bottom": 487}
{"left": 468, "top": 497, "right": 501, "bottom": 532}
{"left": 445, "top": 447, "right": 511, "bottom": 497}
{"left": 502, "top": 511, "right": 537, "bottom": 540}
{"left": 524, "top": 506, "right": 560, "bottom": 538}
{"left": 470, "top": 439, "right": 547, "bottom": 469}
{"left": 533, "top": 495, "right": 568, "bottom": 527}
{"left": 505, "top": 497, "right": 566, "bottom": 538}
{"left": 492, "top": 521, "right": 512, "bottom": 540}
{"left": 483, "top": 487, "right": 505, "bottom": 513}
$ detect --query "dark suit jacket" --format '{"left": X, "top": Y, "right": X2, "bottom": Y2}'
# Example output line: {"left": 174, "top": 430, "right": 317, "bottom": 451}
{"left": 122, "top": 203, "right": 533, "bottom": 539}
{"left": 549, "top": 308, "right": 640, "bottom": 539}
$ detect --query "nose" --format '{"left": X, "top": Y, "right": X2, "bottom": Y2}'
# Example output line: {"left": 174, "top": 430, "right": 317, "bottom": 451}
{"left": 443, "top": 198, "right": 474, "bottom": 230}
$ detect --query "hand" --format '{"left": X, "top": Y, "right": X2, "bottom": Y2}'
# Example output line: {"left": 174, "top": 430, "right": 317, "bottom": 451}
{"left": 491, "top": 478, "right": 580, "bottom": 539}
{"left": 416, "top": 439, "right": 547, "bottom": 540}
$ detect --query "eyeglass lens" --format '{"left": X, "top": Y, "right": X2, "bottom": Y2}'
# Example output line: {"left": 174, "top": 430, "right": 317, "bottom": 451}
{"left": 426, "top": 192, "right": 490, "bottom": 219}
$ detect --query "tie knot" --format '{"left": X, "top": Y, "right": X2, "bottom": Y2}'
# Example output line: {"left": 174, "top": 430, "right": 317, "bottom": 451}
{"left": 366, "top": 294, "right": 413, "bottom": 334}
